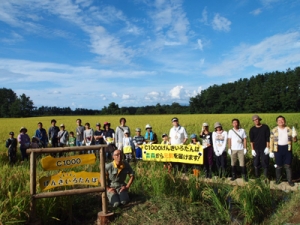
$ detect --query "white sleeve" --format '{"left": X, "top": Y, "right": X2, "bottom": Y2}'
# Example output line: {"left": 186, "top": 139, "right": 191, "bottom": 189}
{"left": 221, "top": 131, "right": 228, "bottom": 153}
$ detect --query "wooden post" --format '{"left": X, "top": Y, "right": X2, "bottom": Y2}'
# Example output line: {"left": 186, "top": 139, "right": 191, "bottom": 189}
{"left": 97, "top": 147, "right": 114, "bottom": 224}
{"left": 29, "top": 151, "right": 40, "bottom": 224}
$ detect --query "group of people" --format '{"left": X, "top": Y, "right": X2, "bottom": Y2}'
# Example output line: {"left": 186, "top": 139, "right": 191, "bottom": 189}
{"left": 5, "top": 115, "right": 298, "bottom": 208}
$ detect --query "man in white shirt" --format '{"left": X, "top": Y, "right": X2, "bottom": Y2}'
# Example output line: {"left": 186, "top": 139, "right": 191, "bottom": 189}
{"left": 169, "top": 117, "right": 188, "bottom": 172}
{"left": 228, "top": 118, "right": 248, "bottom": 181}
{"left": 169, "top": 117, "right": 188, "bottom": 145}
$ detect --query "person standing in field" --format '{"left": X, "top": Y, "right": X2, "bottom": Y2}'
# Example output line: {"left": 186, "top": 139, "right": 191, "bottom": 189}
{"left": 6, "top": 131, "right": 17, "bottom": 164}
{"left": 249, "top": 115, "right": 270, "bottom": 178}
{"left": 75, "top": 119, "right": 85, "bottom": 147}
{"left": 68, "top": 132, "right": 76, "bottom": 147}
{"left": 133, "top": 128, "right": 145, "bottom": 160}
{"left": 48, "top": 119, "right": 59, "bottom": 148}
{"left": 144, "top": 124, "right": 158, "bottom": 144}
{"left": 169, "top": 117, "right": 188, "bottom": 172}
{"left": 269, "top": 115, "right": 297, "bottom": 187}
{"left": 103, "top": 122, "right": 116, "bottom": 160}
{"left": 115, "top": 118, "right": 131, "bottom": 150}
{"left": 212, "top": 122, "right": 228, "bottom": 178}
{"left": 57, "top": 124, "right": 69, "bottom": 157}
{"left": 104, "top": 149, "right": 135, "bottom": 208}
{"left": 228, "top": 118, "right": 248, "bottom": 181}
{"left": 200, "top": 123, "right": 214, "bottom": 179}
{"left": 17, "top": 127, "right": 30, "bottom": 162}
{"left": 161, "top": 133, "right": 170, "bottom": 145}
{"left": 94, "top": 123, "right": 104, "bottom": 145}
{"left": 35, "top": 122, "right": 48, "bottom": 148}
{"left": 84, "top": 122, "right": 94, "bottom": 154}
{"left": 122, "top": 130, "right": 135, "bottom": 162}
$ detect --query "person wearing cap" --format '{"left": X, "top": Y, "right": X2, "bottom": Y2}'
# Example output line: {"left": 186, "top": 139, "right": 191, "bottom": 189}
{"left": 169, "top": 117, "right": 188, "bottom": 145}
{"left": 249, "top": 115, "right": 270, "bottom": 179}
{"left": 212, "top": 122, "right": 228, "bottom": 178}
{"left": 103, "top": 122, "right": 116, "bottom": 160}
{"left": 115, "top": 118, "right": 131, "bottom": 150}
{"left": 17, "top": 127, "right": 30, "bottom": 161}
{"left": 190, "top": 134, "right": 201, "bottom": 145}
{"left": 169, "top": 117, "right": 188, "bottom": 172}
{"left": 161, "top": 133, "right": 170, "bottom": 145}
{"left": 75, "top": 119, "right": 85, "bottom": 148}
{"left": 122, "top": 129, "right": 135, "bottom": 162}
{"left": 269, "top": 115, "right": 296, "bottom": 186}
{"left": 144, "top": 124, "right": 158, "bottom": 144}
{"left": 104, "top": 149, "right": 135, "bottom": 207}
{"left": 6, "top": 131, "right": 18, "bottom": 164}
{"left": 84, "top": 123, "right": 94, "bottom": 154}
{"left": 35, "top": 122, "right": 48, "bottom": 148}
{"left": 228, "top": 118, "right": 248, "bottom": 181}
{"left": 48, "top": 119, "right": 59, "bottom": 148}
{"left": 200, "top": 123, "right": 214, "bottom": 179}
{"left": 133, "top": 128, "right": 145, "bottom": 160}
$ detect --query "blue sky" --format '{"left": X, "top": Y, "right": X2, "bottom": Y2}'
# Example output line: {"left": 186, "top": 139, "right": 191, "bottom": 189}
{"left": 0, "top": 0, "right": 300, "bottom": 110}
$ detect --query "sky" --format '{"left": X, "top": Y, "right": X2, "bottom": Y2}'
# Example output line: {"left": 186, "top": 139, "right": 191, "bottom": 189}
{"left": 0, "top": 0, "right": 300, "bottom": 110}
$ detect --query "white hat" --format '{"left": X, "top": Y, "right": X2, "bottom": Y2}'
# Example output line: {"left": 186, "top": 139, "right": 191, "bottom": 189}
{"left": 124, "top": 129, "right": 129, "bottom": 134}
{"left": 202, "top": 122, "right": 209, "bottom": 127}
{"left": 145, "top": 124, "right": 152, "bottom": 130}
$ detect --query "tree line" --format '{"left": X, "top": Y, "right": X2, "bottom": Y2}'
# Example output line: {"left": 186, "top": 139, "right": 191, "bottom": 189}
{"left": 0, "top": 67, "right": 299, "bottom": 117}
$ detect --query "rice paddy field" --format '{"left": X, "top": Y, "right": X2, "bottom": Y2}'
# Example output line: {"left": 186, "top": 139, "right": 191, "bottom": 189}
{"left": 1, "top": 113, "right": 300, "bottom": 225}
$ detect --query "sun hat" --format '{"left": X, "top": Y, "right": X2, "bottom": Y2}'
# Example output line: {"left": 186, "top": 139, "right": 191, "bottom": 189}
{"left": 124, "top": 130, "right": 129, "bottom": 134}
{"left": 103, "top": 122, "right": 111, "bottom": 127}
{"left": 135, "top": 128, "right": 141, "bottom": 132}
{"left": 202, "top": 123, "right": 209, "bottom": 127}
{"left": 161, "top": 133, "right": 168, "bottom": 138}
{"left": 9, "top": 131, "right": 14, "bottom": 135}
{"left": 252, "top": 114, "right": 262, "bottom": 121}
{"left": 190, "top": 134, "right": 197, "bottom": 139}
{"left": 20, "top": 127, "right": 27, "bottom": 132}
{"left": 214, "top": 122, "right": 222, "bottom": 129}
{"left": 145, "top": 124, "right": 152, "bottom": 130}
{"left": 60, "top": 124, "right": 65, "bottom": 127}
{"left": 96, "top": 123, "right": 100, "bottom": 126}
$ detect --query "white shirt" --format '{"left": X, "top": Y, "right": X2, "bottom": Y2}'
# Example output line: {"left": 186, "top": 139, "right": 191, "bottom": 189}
{"left": 278, "top": 127, "right": 288, "bottom": 145}
{"left": 228, "top": 128, "right": 247, "bottom": 150}
{"left": 169, "top": 125, "right": 188, "bottom": 145}
{"left": 212, "top": 130, "right": 228, "bottom": 153}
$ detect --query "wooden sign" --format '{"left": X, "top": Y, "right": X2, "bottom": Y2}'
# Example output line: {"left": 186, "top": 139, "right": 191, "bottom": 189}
{"left": 39, "top": 171, "right": 100, "bottom": 191}
{"left": 41, "top": 154, "right": 96, "bottom": 171}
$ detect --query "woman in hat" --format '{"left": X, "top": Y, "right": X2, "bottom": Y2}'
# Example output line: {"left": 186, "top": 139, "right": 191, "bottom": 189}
{"left": 200, "top": 123, "right": 214, "bottom": 178}
{"left": 212, "top": 122, "right": 228, "bottom": 178}
{"left": 17, "top": 127, "right": 30, "bottom": 162}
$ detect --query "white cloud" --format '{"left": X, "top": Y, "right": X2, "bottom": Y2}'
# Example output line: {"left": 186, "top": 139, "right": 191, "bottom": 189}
{"left": 250, "top": 8, "right": 262, "bottom": 15}
{"left": 197, "top": 39, "right": 203, "bottom": 51}
{"left": 112, "top": 92, "right": 118, "bottom": 97}
{"left": 122, "top": 94, "right": 131, "bottom": 100}
{"left": 200, "top": 7, "right": 208, "bottom": 24}
{"left": 203, "top": 32, "right": 300, "bottom": 76}
{"left": 169, "top": 85, "right": 183, "bottom": 99}
{"left": 145, "top": 91, "right": 165, "bottom": 101}
{"left": 212, "top": 14, "right": 231, "bottom": 32}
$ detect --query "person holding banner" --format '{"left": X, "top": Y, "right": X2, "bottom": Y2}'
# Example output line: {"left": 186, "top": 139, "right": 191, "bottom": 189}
{"left": 200, "top": 123, "right": 214, "bottom": 179}
{"left": 105, "top": 149, "right": 135, "bottom": 207}
{"left": 212, "top": 122, "right": 228, "bottom": 178}
{"left": 144, "top": 124, "right": 158, "bottom": 144}
{"left": 169, "top": 117, "right": 188, "bottom": 172}
{"left": 122, "top": 130, "right": 135, "bottom": 162}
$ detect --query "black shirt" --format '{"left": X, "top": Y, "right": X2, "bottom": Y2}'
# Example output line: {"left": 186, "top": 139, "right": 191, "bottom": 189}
{"left": 249, "top": 124, "right": 270, "bottom": 150}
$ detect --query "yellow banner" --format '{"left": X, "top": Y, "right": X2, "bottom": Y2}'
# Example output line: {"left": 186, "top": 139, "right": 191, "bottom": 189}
{"left": 39, "top": 171, "right": 100, "bottom": 191}
{"left": 123, "top": 146, "right": 133, "bottom": 154}
{"left": 142, "top": 144, "right": 204, "bottom": 164}
{"left": 41, "top": 154, "right": 96, "bottom": 171}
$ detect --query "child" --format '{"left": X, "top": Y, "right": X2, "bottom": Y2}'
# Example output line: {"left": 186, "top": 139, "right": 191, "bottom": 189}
{"left": 190, "top": 134, "right": 201, "bottom": 177}
{"left": 122, "top": 130, "right": 135, "bottom": 162}
{"left": 190, "top": 134, "right": 201, "bottom": 145}
{"left": 6, "top": 131, "right": 17, "bottom": 165}
{"left": 31, "top": 136, "right": 40, "bottom": 148}
{"left": 161, "top": 133, "right": 172, "bottom": 172}
{"left": 161, "top": 133, "right": 170, "bottom": 145}
{"left": 69, "top": 131, "right": 76, "bottom": 147}
{"left": 133, "top": 128, "right": 145, "bottom": 160}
